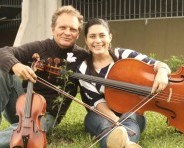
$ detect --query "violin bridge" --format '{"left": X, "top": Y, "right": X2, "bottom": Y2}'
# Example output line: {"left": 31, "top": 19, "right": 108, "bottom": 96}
{"left": 167, "top": 88, "right": 172, "bottom": 102}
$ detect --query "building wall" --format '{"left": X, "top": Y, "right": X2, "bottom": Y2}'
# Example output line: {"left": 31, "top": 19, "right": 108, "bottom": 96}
{"left": 77, "top": 18, "right": 184, "bottom": 60}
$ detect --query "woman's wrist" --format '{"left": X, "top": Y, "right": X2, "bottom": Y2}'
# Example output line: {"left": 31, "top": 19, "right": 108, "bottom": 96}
{"left": 155, "top": 62, "right": 171, "bottom": 75}
{"left": 158, "top": 66, "right": 171, "bottom": 75}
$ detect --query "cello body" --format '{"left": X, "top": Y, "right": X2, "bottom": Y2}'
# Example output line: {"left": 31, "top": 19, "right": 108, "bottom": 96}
{"left": 105, "top": 58, "right": 184, "bottom": 133}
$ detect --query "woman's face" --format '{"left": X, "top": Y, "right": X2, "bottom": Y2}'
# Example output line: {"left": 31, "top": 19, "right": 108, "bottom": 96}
{"left": 85, "top": 24, "right": 112, "bottom": 55}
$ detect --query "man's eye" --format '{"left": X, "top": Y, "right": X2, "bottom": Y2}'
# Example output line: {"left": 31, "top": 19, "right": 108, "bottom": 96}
{"left": 100, "top": 34, "right": 106, "bottom": 37}
{"left": 71, "top": 29, "right": 78, "bottom": 32}
{"left": 59, "top": 26, "right": 65, "bottom": 30}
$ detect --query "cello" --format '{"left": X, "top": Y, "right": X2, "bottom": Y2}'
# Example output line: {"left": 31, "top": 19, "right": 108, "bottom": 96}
{"left": 10, "top": 62, "right": 47, "bottom": 148}
{"left": 105, "top": 58, "right": 184, "bottom": 133}
{"left": 35, "top": 58, "right": 184, "bottom": 134}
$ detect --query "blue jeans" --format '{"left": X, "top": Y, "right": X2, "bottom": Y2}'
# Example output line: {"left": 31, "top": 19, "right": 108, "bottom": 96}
{"left": 0, "top": 69, "right": 24, "bottom": 123}
{"left": 0, "top": 69, "right": 55, "bottom": 148}
{"left": 84, "top": 111, "right": 146, "bottom": 148}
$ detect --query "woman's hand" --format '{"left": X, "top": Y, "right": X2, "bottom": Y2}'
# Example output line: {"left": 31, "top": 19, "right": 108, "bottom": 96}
{"left": 151, "top": 62, "right": 171, "bottom": 94}
{"left": 12, "top": 63, "right": 37, "bottom": 83}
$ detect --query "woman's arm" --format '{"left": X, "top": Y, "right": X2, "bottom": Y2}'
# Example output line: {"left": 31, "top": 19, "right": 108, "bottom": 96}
{"left": 96, "top": 102, "right": 119, "bottom": 122}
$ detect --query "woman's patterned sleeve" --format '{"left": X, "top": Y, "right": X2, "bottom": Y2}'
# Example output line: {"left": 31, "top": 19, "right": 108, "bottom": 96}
{"left": 77, "top": 61, "right": 106, "bottom": 107}
{"left": 114, "top": 48, "right": 159, "bottom": 65}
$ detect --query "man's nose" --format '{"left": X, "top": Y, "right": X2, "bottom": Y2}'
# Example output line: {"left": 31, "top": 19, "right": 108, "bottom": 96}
{"left": 64, "top": 28, "right": 71, "bottom": 35}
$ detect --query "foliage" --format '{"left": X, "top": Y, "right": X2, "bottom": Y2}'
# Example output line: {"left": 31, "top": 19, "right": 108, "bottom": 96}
{"left": 149, "top": 53, "right": 184, "bottom": 72}
{"left": 1, "top": 94, "right": 184, "bottom": 148}
{"left": 1, "top": 54, "right": 184, "bottom": 147}
{"left": 164, "top": 55, "right": 184, "bottom": 72}
{"left": 52, "top": 54, "right": 76, "bottom": 128}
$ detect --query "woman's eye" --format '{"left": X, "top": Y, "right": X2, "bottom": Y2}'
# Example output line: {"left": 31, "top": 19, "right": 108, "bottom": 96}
{"left": 90, "top": 36, "right": 95, "bottom": 38}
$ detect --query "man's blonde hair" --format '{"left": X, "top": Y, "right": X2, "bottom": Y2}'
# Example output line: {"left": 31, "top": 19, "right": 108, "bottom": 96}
{"left": 51, "top": 5, "right": 83, "bottom": 32}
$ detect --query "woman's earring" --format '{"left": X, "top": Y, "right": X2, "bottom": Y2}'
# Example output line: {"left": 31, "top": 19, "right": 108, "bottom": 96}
{"left": 84, "top": 45, "right": 88, "bottom": 50}
{"left": 109, "top": 42, "right": 112, "bottom": 49}
{"left": 84, "top": 45, "right": 90, "bottom": 53}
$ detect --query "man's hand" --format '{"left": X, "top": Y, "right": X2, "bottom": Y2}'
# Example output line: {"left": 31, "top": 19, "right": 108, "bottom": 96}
{"left": 12, "top": 63, "right": 37, "bottom": 83}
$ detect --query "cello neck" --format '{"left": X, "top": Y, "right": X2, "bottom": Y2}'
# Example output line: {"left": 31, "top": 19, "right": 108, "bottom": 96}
{"left": 71, "top": 73, "right": 151, "bottom": 96}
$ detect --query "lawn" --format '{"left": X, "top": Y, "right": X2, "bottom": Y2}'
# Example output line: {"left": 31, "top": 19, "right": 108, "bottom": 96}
{"left": 1, "top": 94, "right": 184, "bottom": 148}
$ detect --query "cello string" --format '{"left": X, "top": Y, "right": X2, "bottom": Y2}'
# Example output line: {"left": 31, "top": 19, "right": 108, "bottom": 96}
{"left": 36, "top": 63, "right": 184, "bottom": 147}
{"left": 106, "top": 82, "right": 184, "bottom": 103}
{"left": 103, "top": 79, "right": 184, "bottom": 103}
{"left": 73, "top": 72, "right": 184, "bottom": 103}
{"left": 36, "top": 63, "right": 184, "bottom": 102}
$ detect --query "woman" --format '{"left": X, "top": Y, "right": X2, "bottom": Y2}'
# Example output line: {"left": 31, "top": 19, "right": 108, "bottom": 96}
{"left": 77, "top": 18, "right": 170, "bottom": 148}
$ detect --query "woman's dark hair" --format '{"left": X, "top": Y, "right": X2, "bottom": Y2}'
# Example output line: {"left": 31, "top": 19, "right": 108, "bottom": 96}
{"left": 84, "top": 18, "right": 110, "bottom": 38}
{"left": 84, "top": 18, "right": 118, "bottom": 76}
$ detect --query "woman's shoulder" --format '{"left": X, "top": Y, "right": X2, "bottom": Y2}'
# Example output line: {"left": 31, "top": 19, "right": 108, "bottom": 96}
{"left": 113, "top": 47, "right": 138, "bottom": 59}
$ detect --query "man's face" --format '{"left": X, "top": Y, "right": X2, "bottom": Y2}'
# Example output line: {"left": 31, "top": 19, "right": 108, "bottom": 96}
{"left": 52, "top": 13, "right": 80, "bottom": 48}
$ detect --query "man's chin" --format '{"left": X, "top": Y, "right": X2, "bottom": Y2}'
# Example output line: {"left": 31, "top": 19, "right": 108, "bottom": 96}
{"left": 59, "top": 42, "right": 73, "bottom": 48}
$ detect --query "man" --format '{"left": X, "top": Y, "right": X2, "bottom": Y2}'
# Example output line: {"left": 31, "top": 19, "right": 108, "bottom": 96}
{"left": 0, "top": 5, "right": 88, "bottom": 147}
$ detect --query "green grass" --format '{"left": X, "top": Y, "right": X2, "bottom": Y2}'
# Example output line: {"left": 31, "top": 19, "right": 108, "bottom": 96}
{"left": 1, "top": 95, "right": 184, "bottom": 148}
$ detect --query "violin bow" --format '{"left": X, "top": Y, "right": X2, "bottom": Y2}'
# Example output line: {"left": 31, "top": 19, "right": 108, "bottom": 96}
{"left": 32, "top": 75, "right": 161, "bottom": 147}
{"left": 32, "top": 57, "right": 160, "bottom": 147}
{"left": 36, "top": 76, "right": 136, "bottom": 132}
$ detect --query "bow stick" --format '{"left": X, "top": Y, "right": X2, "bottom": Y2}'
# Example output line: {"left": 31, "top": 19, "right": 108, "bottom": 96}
{"left": 36, "top": 76, "right": 136, "bottom": 134}
{"left": 32, "top": 56, "right": 166, "bottom": 147}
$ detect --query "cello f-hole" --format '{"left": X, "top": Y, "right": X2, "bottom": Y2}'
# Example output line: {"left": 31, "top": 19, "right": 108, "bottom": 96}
{"left": 155, "top": 101, "right": 176, "bottom": 119}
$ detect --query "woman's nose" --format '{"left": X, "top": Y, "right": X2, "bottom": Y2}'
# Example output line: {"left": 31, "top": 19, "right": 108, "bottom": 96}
{"left": 94, "top": 36, "right": 101, "bottom": 42}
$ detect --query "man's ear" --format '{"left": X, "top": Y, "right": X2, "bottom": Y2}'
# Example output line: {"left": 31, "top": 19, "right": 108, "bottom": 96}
{"left": 51, "top": 27, "right": 55, "bottom": 35}
{"left": 76, "top": 33, "right": 80, "bottom": 40}
{"left": 85, "top": 38, "right": 87, "bottom": 44}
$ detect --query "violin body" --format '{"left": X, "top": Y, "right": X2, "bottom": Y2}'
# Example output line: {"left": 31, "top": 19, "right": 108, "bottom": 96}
{"left": 10, "top": 93, "right": 47, "bottom": 148}
{"left": 105, "top": 59, "right": 184, "bottom": 133}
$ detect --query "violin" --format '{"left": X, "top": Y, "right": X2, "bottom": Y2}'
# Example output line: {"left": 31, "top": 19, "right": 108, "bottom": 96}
{"left": 35, "top": 57, "right": 184, "bottom": 133}
{"left": 10, "top": 62, "right": 47, "bottom": 148}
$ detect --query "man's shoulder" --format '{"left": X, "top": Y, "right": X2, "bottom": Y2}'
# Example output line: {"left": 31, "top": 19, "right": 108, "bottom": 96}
{"left": 73, "top": 44, "right": 84, "bottom": 51}
{"left": 73, "top": 45, "right": 88, "bottom": 55}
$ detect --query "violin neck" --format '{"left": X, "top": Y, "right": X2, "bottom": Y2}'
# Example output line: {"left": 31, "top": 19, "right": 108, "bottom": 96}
{"left": 24, "top": 81, "right": 34, "bottom": 118}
